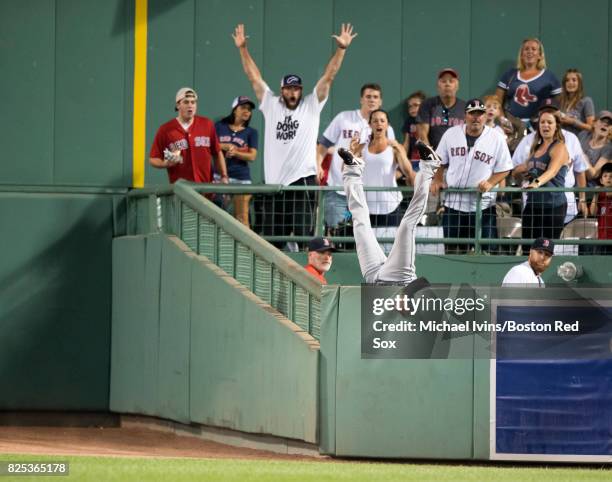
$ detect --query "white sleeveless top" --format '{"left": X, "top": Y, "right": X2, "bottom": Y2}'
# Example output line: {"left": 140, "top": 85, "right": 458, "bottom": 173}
{"left": 362, "top": 144, "right": 402, "bottom": 215}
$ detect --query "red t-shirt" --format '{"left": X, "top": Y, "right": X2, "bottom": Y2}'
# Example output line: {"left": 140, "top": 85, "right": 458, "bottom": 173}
{"left": 304, "top": 264, "right": 327, "bottom": 284}
{"left": 150, "top": 116, "right": 220, "bottom": 183}
{"left": 596, "top": 192, "right": 612, "bottom": 239}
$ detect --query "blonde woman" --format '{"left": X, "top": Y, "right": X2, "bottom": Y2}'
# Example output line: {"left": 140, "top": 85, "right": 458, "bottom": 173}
{"left": 496, "top": 38, "right": 561, "bottom": 124}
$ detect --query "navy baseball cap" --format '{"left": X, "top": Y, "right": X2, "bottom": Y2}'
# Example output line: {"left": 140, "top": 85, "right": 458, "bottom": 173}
{"left": 531, "top": 237, "right": 555, "bottom": 255}
{"left": 308, "top": 237, "right": 336, "bottom": 252}
{"left": 281, "top": 74, "right": 303, "bottom": 88}
{"left": 465, "top": 98, "right": 486, "bottom": 113}
{"left": 538, "top": 97, "right": 560, "bottom": 113}
{"left": 231, "top": 95, "right": 255, "bottom": 109}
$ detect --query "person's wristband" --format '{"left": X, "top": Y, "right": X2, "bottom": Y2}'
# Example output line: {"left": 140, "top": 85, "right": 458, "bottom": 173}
{"left": 534, "top": 178, "right": 541, "bottom": 186}
{"left": 338, "top": 45, "right": 347, "bottom": 50}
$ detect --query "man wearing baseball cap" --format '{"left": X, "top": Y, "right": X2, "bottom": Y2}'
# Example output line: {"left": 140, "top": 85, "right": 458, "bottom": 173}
{"left": 304, "top": 237, "right": 336, "bottom": 285}
{"left": 416, "top": 68, "right": 466, "bottom": 149}
{"left": 502, "top": 237, "right": 555, "bottom": 286}
{"left": 432, "top": 98, "right": 513, "bottom": 254}
{"left": 232, "top": 23, "right": 357, "bottom": 247}
{"left": 149, "top": 87, "right": 228, "bottom": 185}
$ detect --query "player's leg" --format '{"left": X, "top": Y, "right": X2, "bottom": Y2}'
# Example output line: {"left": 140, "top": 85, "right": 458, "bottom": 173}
{"left": 339, "top": 148, "right": 386, "bottom": 283}
{"left": 377, "top": 141, "right": 440, "bottom": 283}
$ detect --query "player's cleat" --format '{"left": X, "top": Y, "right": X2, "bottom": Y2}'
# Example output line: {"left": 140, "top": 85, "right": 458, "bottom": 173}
{"left": 415, "top": 140, "right": 440, "bottom": 161}
{"left": 338, "top": 147, "right": 358, "bottom": 166}
{"left": 339, "top": 148, "right": 365, "bottom": 178}
{"left": 415, "top": 140, "right": 441, "bottom": 171}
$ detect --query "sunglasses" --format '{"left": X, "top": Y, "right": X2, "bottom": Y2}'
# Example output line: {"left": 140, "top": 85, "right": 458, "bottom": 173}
{"left": 442, "top": 107, "right": 449, "bottom": 125}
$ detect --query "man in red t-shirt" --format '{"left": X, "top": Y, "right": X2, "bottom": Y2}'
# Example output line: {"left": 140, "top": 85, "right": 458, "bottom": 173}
{"left": 304, "top": 237, "right": 336, "bottom": 285}
{"left": 149, "top": 87, "right": 228, "bottom": 184}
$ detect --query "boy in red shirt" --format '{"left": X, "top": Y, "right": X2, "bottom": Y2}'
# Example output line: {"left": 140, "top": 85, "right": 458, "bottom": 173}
{"left": 590, "top": 162, "right": 612, "bottom": 254}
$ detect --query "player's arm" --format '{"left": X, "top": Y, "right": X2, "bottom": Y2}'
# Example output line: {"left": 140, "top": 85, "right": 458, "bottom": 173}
{"left": 315, "top": 23, "right": 357, "bottom": 102}
{"left": 233, "top": 24, "right": 266, "bottom": 103}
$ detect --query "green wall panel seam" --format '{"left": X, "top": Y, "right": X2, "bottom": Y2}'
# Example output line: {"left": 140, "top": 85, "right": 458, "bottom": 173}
{"left": 52, "top": 0, "right": 58, "bottom": 184}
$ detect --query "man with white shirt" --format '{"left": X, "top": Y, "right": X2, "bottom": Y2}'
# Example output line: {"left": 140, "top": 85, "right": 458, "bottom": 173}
{"left": 233, "top": 23, "right": 357, "bottom": 246}
{"left": 512, "top": 99, "right": 588, "bottom": 224}
{"left": 502, "top": 237, "right": 554, "bottom": 286}
{"left": 431, "top": 99, "right": 513, "bottom": 254}
{"left": 316, "top": 83, "right": 397, "bottom": 228}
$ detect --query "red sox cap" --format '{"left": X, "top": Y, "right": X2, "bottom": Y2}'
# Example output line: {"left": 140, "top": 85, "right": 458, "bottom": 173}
{"left": 538, "top": 97, "right": 560, "bottom": 113}
{"left": 308, "top": 237, "right": 336, "bottom": 252}
{"left": 531, "top": 237, "right": 555, "bottom": 255}
{"left": 465, "top": 98, "right": 486, "bottom": 113}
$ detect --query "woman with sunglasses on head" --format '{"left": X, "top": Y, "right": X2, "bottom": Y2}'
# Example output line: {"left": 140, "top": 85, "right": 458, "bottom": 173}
{"left": 215, "top": 96, "right": 259, "bottom": 227}
{"left": 513, "top": 109, "right": 569, "bottom": 248}
{"left": 579, "top": 111, "right": 612, "bottom": 182}
{"left": 559, "top": 68, "right": 595, "bottom": 136}
{"left": 496, "top": 38, "right": 561, "bottom": 126}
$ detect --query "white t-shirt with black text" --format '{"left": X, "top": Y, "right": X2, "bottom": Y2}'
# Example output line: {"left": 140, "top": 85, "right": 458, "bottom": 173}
{"left": 259, "top": 84, "right": 327, "bottom": 185}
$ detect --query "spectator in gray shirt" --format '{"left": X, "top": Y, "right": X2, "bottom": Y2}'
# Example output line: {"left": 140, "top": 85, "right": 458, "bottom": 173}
{"left": 416, "top": 68, "right": 466, "bottom": 149}
{"left": 559, "top": 68, "right": 595, "bottom": 136}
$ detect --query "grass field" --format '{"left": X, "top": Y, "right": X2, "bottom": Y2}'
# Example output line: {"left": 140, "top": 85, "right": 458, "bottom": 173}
{"left": 0, "top": 454, "right": 610, "bottom": 482}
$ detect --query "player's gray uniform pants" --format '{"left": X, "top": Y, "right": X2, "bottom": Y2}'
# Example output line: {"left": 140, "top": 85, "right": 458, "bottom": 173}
{"left": 343, "top": 162, "right": 436, "bottom": 284}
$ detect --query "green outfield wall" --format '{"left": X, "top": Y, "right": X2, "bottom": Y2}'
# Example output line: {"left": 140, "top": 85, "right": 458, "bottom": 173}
{"left": 0, "top": 189, "right": 124, "bottom": 410}
{"left": 318, "top": 284, "right": 491, "bottom": 459}
{"left": 288, "top": 252, "right": 612, "bottom": 286}
{"left": 110, "top": 233, "right": 319, "bottom": 442}
{"left": 3, "top": 0, "right": 612, "bottom": 186}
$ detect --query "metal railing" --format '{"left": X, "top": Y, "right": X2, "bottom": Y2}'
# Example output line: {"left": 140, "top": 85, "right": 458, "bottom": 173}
{"left": 126, "top": 182, "right": 323, "bottom": 339}
{"left": 129, "top": 184, "right": 612, "bottom": 254}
